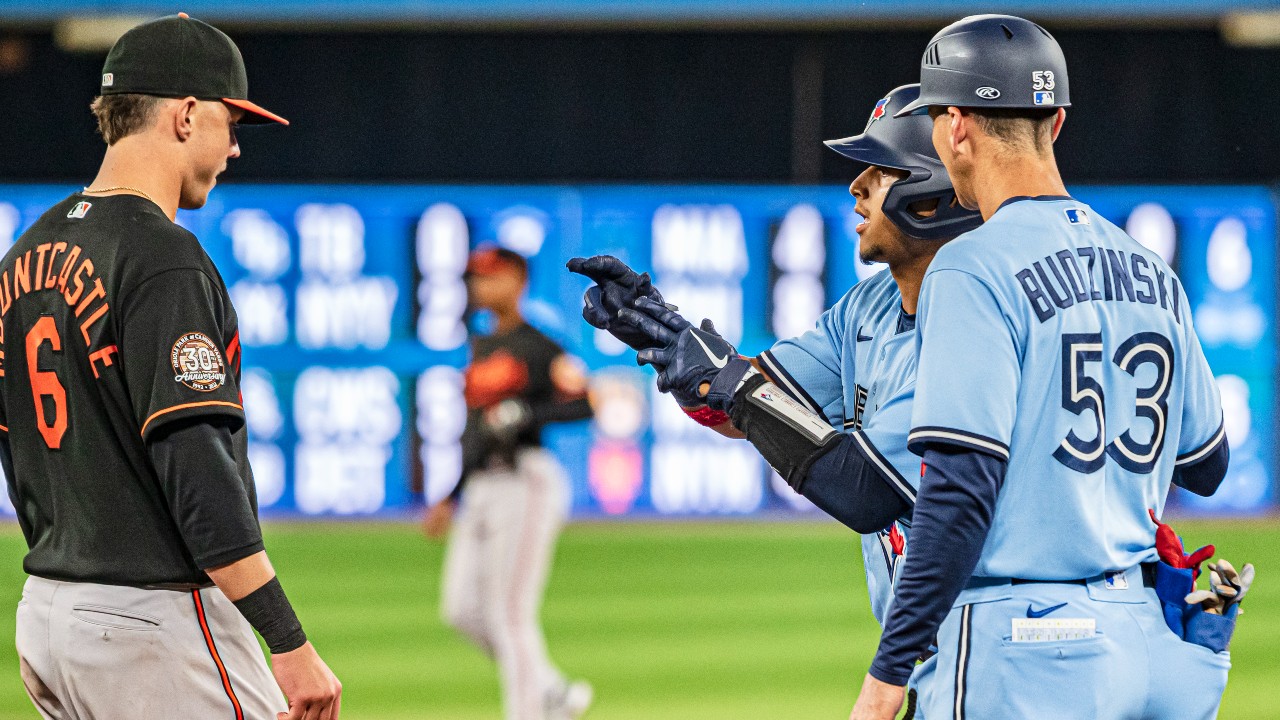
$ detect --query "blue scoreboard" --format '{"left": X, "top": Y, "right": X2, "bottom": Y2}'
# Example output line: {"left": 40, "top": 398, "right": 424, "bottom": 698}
{"left": 0, "top": 184, "right": 1274, "bottom": 517}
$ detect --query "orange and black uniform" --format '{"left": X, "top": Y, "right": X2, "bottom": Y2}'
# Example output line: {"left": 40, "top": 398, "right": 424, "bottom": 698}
{"left": 0, "top": 193, "right": 262, "bottom": 586}
{"left": 456, "top": 322, "right": 591, "bottom": 494}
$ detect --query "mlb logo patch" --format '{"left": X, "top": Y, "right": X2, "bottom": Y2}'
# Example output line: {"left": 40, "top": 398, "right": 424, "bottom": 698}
{"left": 67, "top": 201, "right": 92, "bottom": 219}
{"left": 1064, "top": 208, "right": 1090, "bottom": 225}
{"left": 102, "top": 73, "right": 114, "bottom": 87}
{"left": 1034, "top": 91, "right": 1055, "bottom": 105}
{"left": 1104, "top": 571, "right": 1129, "bottom": 590}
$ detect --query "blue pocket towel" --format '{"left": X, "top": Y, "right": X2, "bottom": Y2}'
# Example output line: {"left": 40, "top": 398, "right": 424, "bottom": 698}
{"left": 1153, "top": 561, "right": 1195, "bottom": 637}
{"left": 1184, "top": 603, "right": 1237, "bottom": 654}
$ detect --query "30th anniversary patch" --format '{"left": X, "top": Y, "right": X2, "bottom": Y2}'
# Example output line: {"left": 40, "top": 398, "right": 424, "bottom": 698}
{"left": 171, "top": 332, "right": 227, "bottom": 392}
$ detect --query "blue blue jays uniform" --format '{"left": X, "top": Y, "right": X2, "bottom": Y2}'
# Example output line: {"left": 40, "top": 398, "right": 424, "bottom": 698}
{"left": 761, "top": 269, "right": 921, "bottom": 625}
{"left": 907, "top": 196, "right": 1229, "bottom": 720}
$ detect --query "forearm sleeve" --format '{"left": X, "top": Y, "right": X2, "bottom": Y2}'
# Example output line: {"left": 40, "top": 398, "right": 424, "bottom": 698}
{"left": 529, "top": 396, "right": 593, "bottom": 425}
{"left": 803, "top": 439, "right": 911, "bottom": 534}
{"left": 1173, "top": 435, "right": 1229, "bottom": 497}
{"left": 870, "top": 445, "right": 1006, "bottom": 685}
{"left": 146, "top": 418, "right": 264, "bottom": 568}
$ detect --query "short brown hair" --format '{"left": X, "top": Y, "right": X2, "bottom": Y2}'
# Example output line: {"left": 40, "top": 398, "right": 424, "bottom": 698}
{"left": 89, "top": 93, "right": 163, "bottom": 145}
{"left": 970, "top": 107, "right": 1057, "bottom": 154}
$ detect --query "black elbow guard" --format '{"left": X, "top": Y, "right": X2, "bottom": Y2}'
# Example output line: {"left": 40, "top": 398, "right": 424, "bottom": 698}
{"left": 729, "top": 373, "right": 842, "bottom": 490}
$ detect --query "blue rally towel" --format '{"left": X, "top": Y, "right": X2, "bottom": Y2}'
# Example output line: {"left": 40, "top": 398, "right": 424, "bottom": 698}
{"left": 1153, "top": 558, "right": 1238, "bottom": 652}
{"left": 1184, "top": 603, "right": 1238, "bottom": 654}
{"left": 1153, "top": 560, "right": 1196, "bottom": 638}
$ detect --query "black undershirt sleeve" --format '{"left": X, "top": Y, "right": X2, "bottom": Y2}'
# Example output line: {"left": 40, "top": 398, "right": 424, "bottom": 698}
{"left": 1173, "top": 436, "right": 1230, "bottom": 497}
{"left": 146, "top": 417, "right": 264, "bottom": 569}
{"left": 802, "top": 438, "right": 912, "bottom": 534}
{"left": 529, "top": 396, "right": 593, "bottom": 425}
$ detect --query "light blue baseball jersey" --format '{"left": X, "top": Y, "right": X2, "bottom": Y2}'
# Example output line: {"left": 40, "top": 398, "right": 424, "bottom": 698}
{"left": 908, "top": 196, "right": 1225, "bottom": 580}
{"left": 760, "top": 269, "right": 922, "bottom": 624}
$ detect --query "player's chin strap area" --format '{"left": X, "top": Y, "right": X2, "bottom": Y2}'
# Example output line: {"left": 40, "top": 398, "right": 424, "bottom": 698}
{"left": 723, "top": 371, "right": 842, "bottom": 490}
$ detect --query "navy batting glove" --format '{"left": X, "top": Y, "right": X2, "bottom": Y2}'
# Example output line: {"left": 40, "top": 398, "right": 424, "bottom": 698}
{"left": 567, "top": 255, "right": 673, "bottom": 351}
{"left": 703, "top": 357, "right": 757, "bottom": 414}
{"left": 623, "top": 297, "right": 741, "bottom": 409}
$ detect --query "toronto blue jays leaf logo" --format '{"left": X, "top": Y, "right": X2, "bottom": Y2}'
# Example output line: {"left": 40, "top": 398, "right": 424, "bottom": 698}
{"left": 866, "top": 97, "right": 891, "bottom": 128}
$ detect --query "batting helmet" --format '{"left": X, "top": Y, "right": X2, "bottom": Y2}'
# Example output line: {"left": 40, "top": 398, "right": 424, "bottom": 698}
{"left": 895, "top": 14, "right": 1070, "bottom": 117}
{"left": 825, "top": 84, "right": 981, "bottom": 241}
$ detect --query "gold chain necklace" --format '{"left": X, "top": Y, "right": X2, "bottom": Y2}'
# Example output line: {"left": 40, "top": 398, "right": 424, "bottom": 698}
{"left": 82, "top": 185, "right": 156, "bottom": 204}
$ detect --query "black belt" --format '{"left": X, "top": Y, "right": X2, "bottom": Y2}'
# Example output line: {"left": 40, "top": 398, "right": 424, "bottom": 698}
{"left": 968, "top": 562, "right": 1158, "bottom": 590}
{"left": 139, "top": 581, "right": 215, "bottom": 591}
{"left": 30, "top": 574, "right": 213, "bottom": 592}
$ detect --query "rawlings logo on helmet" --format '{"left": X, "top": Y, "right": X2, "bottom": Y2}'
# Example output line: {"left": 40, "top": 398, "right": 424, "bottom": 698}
{"left": 975, "top": 86, "right": 1001, "bottom": 100}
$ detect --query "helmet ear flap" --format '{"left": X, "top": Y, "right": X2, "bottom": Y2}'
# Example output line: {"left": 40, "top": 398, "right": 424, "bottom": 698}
{"left": 881, "top": 167, "right": 982, "bottom": 241}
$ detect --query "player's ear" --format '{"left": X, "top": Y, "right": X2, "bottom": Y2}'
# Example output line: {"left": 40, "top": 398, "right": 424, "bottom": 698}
{"left": 1051, "top": 108, "right": 1066, "bottom": 143}
{"left": 948, "top": 106, "right": 968, "bottom": 156}
{"left": 173, "top": 97, "right": 199, "bottom": 141}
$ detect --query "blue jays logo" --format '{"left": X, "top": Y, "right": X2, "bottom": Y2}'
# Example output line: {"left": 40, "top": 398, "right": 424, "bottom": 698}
{"left": 877, "top": 522, "right": 907, "bottom": 582}
{"left": 866, "top": 97, "right": 891, "bottom": 128}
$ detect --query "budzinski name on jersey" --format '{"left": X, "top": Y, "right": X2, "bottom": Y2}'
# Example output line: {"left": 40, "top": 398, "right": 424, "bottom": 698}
{"left": 1014, "top": 245, "right": 1183, "bottom": 324}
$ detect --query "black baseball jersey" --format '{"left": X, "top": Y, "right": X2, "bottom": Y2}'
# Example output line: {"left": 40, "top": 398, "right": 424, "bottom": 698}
{"left": 459, "top": 322, "right": 591, "bottom": 478}
{"left": 0, "top": 194, "right": 262, "bottom": 586}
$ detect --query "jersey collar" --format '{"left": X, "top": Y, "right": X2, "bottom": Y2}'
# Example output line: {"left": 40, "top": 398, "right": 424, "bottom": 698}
{"left": 895, "top": 308, "right": 917, "bottom": 335}
{"left": 994, "top": 194, "right": 1075, "bottom": 214}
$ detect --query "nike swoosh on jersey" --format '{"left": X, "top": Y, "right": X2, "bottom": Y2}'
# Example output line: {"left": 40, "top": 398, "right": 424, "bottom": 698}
{"left": 691, "top": 332, "right": 728, "bottom": 368}
{"left": 856, "top": 326, "right": 873, "bottom": 342}
{"left": 1026, "top": 602, "right": 1069, "bottom": 619}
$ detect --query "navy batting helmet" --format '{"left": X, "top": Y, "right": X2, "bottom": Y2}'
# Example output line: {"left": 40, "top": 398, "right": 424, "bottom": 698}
{"left": 895, "top": 14, "right": 1070, "bottom": 117}
{"left": 825, "top": 84, "right": 981, "bottom": 241}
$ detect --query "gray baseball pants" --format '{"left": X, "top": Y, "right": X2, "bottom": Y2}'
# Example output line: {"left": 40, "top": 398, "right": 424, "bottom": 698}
{"left": 16, "top": 575, "right": 287, "bottom": 719}
{"left": 441, "top": 447, "right": 572, "bottom": 720}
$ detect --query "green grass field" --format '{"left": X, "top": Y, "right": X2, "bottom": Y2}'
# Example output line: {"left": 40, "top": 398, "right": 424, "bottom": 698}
{"left": 0, "top": 519, "right": 1272, "bottom": 719}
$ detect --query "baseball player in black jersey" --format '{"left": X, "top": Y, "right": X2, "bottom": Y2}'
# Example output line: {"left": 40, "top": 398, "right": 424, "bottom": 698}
{"left": 423, "top": 247, "right": 594, "bottom": 720}
{"left": 1, "top": 15, "right": 340, "bottom": 719}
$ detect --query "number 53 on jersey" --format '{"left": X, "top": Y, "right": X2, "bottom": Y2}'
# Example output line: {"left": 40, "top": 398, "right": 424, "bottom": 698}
{"left": 1055, "top": 331, "right": 1175, "bottom": 475}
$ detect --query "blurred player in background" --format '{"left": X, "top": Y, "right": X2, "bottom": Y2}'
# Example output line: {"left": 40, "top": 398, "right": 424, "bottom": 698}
{"left": 852, "top": 15, "right": 1239, "bottom": 720}
{"left": 570, "top": 83, "right": 980, "bottom": 717}
{"left": 0, "top": 14, "right": 341, "bottom": 720}
{"left": 423, "top": 246, "right": 595, "bottom": 720}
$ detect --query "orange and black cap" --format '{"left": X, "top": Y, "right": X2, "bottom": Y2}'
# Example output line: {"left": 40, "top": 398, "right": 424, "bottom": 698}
{"left": 465, "top": 246, "right": 528, "bottom": 278}
{"left": 101, "top": 13, "right": 287, "bottom": 125}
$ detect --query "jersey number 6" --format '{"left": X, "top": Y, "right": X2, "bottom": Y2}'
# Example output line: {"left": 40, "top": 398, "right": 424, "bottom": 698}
{"left": 26, "top": 317, "right": 68, "bottom": 449}
{"left": 1053, "top": 331, "right": 1174, "bottom": 475}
